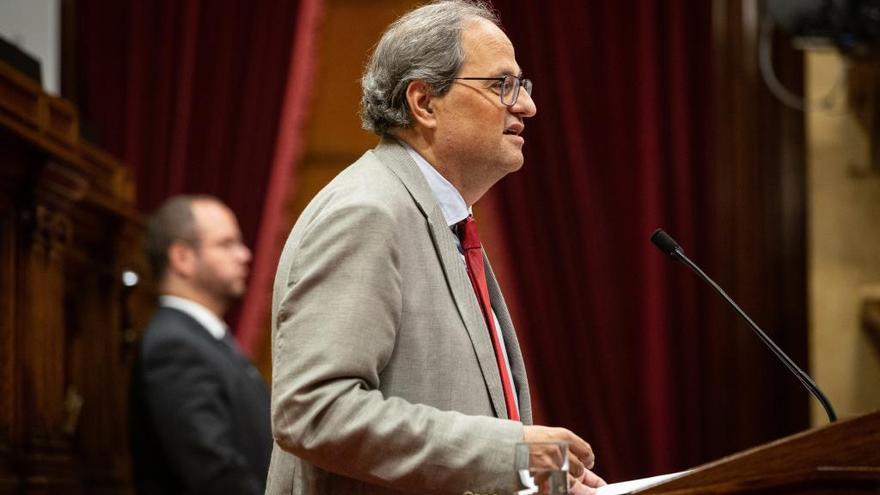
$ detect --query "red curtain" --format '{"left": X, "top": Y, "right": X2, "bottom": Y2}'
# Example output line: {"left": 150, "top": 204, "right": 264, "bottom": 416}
{"left": 489, "top": 0, "right": 808, "bottom": 482}
{"left": 72, "top": 0, "right": 323, "bottom": 354}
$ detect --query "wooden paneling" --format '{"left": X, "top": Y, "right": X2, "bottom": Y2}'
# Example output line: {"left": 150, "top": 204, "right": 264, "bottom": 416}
{"left": 303, "top": 0, "right": 417, "bottom": 160}
{"left": 640, "top": 410, "right": 880, "bottom": 494}
{"left": 0, "top": 59, "right": 144, "bottom": 494}
{"left": 0, "top": 205, "right": 17, "bottom": 493}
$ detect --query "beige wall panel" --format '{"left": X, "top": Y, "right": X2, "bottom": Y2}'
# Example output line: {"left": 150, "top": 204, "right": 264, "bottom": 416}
{"left": 304, "top": 0, "right": 418, "bottom": 159}
{"left": 807, "top": 50, "right": 880, "bottom": 424}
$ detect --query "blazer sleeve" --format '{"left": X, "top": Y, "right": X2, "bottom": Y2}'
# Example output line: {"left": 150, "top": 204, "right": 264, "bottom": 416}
{"left": 271, "top": 201, "right": 524, "bottom": 494}
{"left": 140, "top": 335, "right": 263, "bottom": 495}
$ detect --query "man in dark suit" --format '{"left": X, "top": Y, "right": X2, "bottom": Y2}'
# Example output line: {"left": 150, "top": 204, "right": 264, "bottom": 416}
{"left": 130, "top": 194, "right": 271, "bottom": 495}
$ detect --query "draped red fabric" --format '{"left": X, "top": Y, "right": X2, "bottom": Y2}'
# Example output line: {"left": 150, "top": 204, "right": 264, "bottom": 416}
{"left": 73, "top": 0, "right": 322, "bottom": 351}
{"left": 489, "top": 0, "right": 805, "bottom": 481}
{"left": 236, "top": 0, "right": 323, "bottom": 356}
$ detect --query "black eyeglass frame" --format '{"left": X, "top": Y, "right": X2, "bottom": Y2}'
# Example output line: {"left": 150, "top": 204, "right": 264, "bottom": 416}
{"left": 453, "top": 75, "right": 533, "bottom": 107}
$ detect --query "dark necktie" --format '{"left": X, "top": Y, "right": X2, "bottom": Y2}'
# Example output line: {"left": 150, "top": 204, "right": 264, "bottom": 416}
{"left": 457, "top": 215, "right": 519, "bottom": 421}
{"left": 221, "top": 331, "right": 263, "bottom": 380}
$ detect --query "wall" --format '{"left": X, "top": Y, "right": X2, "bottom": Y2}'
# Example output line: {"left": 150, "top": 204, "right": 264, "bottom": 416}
{"left": 0, "top": 0, "right": 60, "bottom": 94}
{"left": 806, "top": 49, "right": 880, "bottom": 424}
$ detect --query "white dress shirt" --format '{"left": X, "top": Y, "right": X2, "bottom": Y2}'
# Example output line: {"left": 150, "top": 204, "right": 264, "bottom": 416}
{"left": 159, "top": 295, "right": 228, "bottom": 341}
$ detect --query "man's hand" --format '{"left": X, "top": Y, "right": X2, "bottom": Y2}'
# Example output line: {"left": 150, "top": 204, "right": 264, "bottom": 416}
{"left": 522, "top": 426, "right": 604, "bottom": 489}
{"left": 569, "top": 468, "right": 607, "bottom": 494}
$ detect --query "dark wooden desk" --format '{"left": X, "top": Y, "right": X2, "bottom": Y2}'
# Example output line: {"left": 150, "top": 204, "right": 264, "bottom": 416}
{"left": 635, "top": 410, "right": 880, "bottom": 494}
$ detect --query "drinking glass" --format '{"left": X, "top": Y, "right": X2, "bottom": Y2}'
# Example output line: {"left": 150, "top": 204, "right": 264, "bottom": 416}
{"left": 514, "top": 441, "right": 569, "bottom": 495}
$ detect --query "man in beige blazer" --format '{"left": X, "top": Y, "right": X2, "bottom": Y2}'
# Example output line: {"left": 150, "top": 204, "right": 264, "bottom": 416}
{"left": 267, "top": 1, "right": 605, "bottom": 494}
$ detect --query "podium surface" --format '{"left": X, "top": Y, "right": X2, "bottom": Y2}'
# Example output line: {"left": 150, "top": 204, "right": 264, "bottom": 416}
{"left": 633, "top": 410, "right": 880, "bottom": 494}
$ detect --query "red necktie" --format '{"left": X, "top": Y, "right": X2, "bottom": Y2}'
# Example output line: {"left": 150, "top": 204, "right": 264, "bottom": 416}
{"left": 457, "top": 216, "right": 520, "bottom": 421}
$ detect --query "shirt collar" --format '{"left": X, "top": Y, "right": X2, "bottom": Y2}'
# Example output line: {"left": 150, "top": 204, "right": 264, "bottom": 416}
{"left": 401, "top": 141, "right": 470, "bottom": 227}
{"left": 159, "top": 295, "right": 228, "bottom": 340}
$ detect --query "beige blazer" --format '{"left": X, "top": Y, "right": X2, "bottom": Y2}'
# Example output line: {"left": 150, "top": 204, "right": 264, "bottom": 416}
{"left": 266, "top": 138, "right": 532, "bottom": 495}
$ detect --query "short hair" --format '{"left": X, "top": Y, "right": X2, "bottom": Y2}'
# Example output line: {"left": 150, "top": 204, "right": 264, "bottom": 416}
{"left": 144, "top": 194, "right": 218, "bottom": 278}
{"left": 360, "top": 0, "right": 500, "bottom": 135}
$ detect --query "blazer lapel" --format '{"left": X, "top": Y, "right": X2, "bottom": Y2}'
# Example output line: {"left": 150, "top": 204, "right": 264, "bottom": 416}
{"left": 425, "top": 210, "right": 509, "bottom": 420}
{"left": 484, "top": 257, "right": 532, "bottom": 424}
{"left": 373, "top": 138, "right": 509, "bottom": 420}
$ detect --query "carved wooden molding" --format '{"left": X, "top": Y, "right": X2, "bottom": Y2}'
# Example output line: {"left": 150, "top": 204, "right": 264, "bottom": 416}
{"left": 61, "top": 386, "right": 83, "bottom": 437}
{"left": 0, "top": 60, "right": 136, "bottom": 217}
{"left": 1, "top": 46, "right": 142, "bottom": 495}
{"left": 0, "top": 61, "right": 78, "bottom": 157}
{"left": 28, "top": 206, "right": 72, "bottom": 262}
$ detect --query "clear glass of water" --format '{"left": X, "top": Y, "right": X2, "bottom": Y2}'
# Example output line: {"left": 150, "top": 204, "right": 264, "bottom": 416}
{"left": 515, "top": 441, "right": 569, "bottom": 495}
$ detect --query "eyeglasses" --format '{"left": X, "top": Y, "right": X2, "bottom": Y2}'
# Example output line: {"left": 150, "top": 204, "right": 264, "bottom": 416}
{"left": 454, "top": 74, "right": 533, "bottom": 107}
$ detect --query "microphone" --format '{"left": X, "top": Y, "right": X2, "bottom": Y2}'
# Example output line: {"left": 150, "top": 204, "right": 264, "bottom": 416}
{"left": 650, "top": 228, "right": 837, "bottom": 423}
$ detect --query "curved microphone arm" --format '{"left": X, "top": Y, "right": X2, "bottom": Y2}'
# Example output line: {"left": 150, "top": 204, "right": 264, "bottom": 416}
{"left": 651, "top": 229, "right": 837, "bottom": 423}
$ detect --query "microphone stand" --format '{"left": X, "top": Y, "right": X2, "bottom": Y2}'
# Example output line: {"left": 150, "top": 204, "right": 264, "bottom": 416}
{"left": 651, "top": 229, "right": 837, "bottom": 423}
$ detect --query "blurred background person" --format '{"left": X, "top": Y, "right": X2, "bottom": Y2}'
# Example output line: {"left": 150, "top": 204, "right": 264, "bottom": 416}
{"left": 129, "top": 195, "right": 271, "bottom": 495}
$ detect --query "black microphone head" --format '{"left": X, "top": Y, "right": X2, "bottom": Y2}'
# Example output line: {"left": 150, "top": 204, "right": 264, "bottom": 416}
{"left": 651, "top": 228, "right": 683, "bottom": 258}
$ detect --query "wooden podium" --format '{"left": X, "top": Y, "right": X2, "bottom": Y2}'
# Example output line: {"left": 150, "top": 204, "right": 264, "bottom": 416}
{"left": 632, "top": 410, "right": 880, "bottom": 494}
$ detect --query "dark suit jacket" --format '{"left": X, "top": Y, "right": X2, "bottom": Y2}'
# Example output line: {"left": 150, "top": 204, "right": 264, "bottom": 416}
{"left": 130, "top": 306, "right": 272, "bottom": 495}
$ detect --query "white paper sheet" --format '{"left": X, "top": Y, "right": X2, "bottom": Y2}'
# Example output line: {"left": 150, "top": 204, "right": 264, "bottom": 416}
{"left": 595, "top": 470, "right": 690, "bottom": 495}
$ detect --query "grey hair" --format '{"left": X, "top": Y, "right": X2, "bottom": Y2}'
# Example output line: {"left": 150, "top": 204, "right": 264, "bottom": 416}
{"left": 360, "top": 0, "right": 500, "bottom": 135}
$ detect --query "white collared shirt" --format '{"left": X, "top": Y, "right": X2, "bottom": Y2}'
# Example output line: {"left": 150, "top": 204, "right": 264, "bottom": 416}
{"left": 402, "top": 141, "right": 519, "bottom": 411}
{"left": 402, "top": 143, "right": 470, "bottom": 226}
{"left": 159, "top": 295, "right": 228, "bottom": 341}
